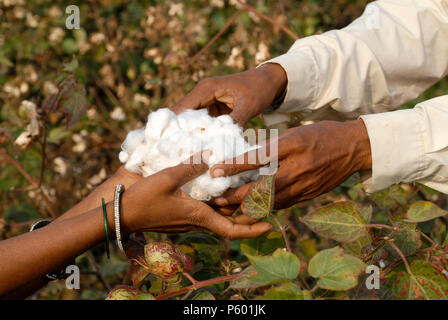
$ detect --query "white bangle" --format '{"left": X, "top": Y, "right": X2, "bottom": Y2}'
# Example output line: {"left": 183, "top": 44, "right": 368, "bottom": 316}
{"left": 113, "top": 184, "right": 125, "bottom": 252}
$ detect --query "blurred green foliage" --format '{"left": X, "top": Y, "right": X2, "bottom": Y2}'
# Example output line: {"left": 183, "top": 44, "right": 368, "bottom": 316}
{"left": 0, "top": 0, "right": 447, "bottom": 300}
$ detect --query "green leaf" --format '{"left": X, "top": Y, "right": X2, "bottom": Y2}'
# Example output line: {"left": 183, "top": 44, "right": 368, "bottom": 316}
{"left": 247, "top": 248, "right": 301, "bottom": 284}
{"left": 59, "top": 81, "right": 88, "bottom": 128}
{"left": 308, "top": 247, "right": 366, "bottom": 291}
{"left": 405, "top": 201, "right": 448, "bottom": 223}
{"left": 192, "top": 291, "right": 215, "bottom": 300}
{"left": 47, "top": 127, "right": 70, "bottom": 143}
{"left": 370, "top": 185, "right": 408, "bottom": 209}
{"left": 300, "top": 201, "right": 367, "bottom": 243}
{"left": 191, "top": 243, "right": 224, "bottom": 265}
{"left": 260, "top": 282, "right": 312, "bottom": 300}
{"left": 229, "top": 266, "right": 263, "bottom": 289}
{"left": 389, "top": 215, "right": 422, "bottom": 257}
{"left": 389, "top": 260, "right": 448, "bottom": 300}
{"left": 105, "top": 286, "right": 154, "bottom": 300}
{"left": 431, "top": 219, "right": 447, "bottom": 245}
{"left": 240, "top": 231, "right": 285, "bottom": 256}
{"left": 63, "top": 56, "right": 79, "bottom": 73}
{"left": 343, "top": 235, "right": 371, "bottom": 258}
{"left": 241, "top": 174, "right": 275, "bottom": 219}
{"left": 358, "top": 203, "right": 373, "bottom": 224}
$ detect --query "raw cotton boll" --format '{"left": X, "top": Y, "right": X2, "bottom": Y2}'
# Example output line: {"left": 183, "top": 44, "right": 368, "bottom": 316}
{"left": 145, "top": 108, "right": 176, "bottom": 141}
{"left": 119, "top": 127, "right": 146, "bottom": 163}
{"left": 120, "top": 108, "right": 261, "bottom": 201}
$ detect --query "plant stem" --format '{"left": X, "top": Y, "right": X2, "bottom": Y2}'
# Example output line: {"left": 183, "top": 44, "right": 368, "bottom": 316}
{"left": 155, "top": 274, "right": 239, "bottom": 300}
{"left": 86, "top": 251, "right": 111, "bottom": 291}
{"left": 0, "top": 148, "right": 56, "bottom": 218}
{"left": 191, "top": 10, "right": 245, "bottom": 62}
{"left": 420, "top": 231, "right": 440, "bottom": 249}
{"left": 183, "top": 272, "right": 198, "bottom": 286}
{"left": 367, "top": 224, "right": 401, "bottom": 232}
{"left": 236, "top": 0, "right": 298, "bottom": 40}
{"left": 38, "top": 124, "right": 47, "bottom": 188}
{"left": 384, "top": 238, "right": 412, "bottom": 275}
{"left": 272, "top": 215, "right": 292, "bottom": 252}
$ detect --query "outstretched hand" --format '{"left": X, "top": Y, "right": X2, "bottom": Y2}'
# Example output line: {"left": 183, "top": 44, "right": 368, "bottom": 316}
{"left": 171, "top": 64, "right": 287, "bottom": 126}
{"left": 121, "top": 151, "right": 273, "bottom": 239}
{"left": 209, "top": 120, "right": 372, "bottom": 209}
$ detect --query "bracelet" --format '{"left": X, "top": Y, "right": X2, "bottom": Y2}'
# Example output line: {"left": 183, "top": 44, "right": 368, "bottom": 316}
{"left": 113, "top": 184, "right": 125, "bottom": 252}
{"left": 101, "top": 198, "right": 111, "bottom": 259}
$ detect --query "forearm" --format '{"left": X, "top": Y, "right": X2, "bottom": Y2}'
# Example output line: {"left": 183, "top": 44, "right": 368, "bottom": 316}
{"left": 54, "top": 166, "right": 140, "bottom": 222}
{"left": 0, "top": 202, "right": 116, "bottom": 297}
{"left": 0, "top": 167, "right": 141, "bottom": 299}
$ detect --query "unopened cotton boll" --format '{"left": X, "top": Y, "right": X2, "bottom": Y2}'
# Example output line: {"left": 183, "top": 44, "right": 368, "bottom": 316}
{"left": 119, "top": 108, "right": 260, "bottom": 201}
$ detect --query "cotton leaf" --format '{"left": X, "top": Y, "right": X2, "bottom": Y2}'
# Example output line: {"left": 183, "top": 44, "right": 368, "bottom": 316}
{"left": 405, "top": 201, "right": 448, "bottom": 223}
{"left": 300, "top": 201, "right": 367, "bottom": 243}
{"left": 308, "top": 247, "right": 366, "bottom": 291}
{"left": 241, "top": 174, "right": 275, "bottom": 219}
{"left": 247, "top": 248, "right": 301, "bottom": 284}
{"left": 389, "top": 260, "right": 448, "bottom": 300}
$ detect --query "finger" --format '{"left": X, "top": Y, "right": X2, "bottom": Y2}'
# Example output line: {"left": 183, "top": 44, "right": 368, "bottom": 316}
{"left": 214, "top": 205, "right": 239, "bottom": 216}
{"left": 232, "top": 214, "right": 258, "bottom": 225}
{"left": 197, "top": 206, "right": 272, "bottom": 239}
{"left": 229, "top": 98, "right": 252, "bottom": 127}
{"left": 213, "top": 182, "right": 254, "bottom": 206}
{"left": 170, "top": 80, "right": 217, "bottom": 114}
{"left": 160, "top": 151, "right": 211, "bottom": 190}
{"left": 210, "top": 148, "right": 265, "bottom": 178}
{"left": 208, "top": 102, "right": 232, "bottom": 117}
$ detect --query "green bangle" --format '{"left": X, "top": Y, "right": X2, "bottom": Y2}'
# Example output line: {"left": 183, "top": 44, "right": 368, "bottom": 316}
{"left": 102, "top": 198, "right": 110, "bottom": 259}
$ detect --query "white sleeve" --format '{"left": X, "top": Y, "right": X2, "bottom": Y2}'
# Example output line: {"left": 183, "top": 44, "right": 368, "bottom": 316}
{"left": 360, "top": 95, "right": 448, "bottom": 194}
{"left": 260, "top": 0, "right": 448, "bottom": 126}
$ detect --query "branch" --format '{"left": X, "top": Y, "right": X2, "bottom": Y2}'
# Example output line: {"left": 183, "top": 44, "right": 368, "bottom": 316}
{"left": 419, "top": 231, "right": 441, "bottom": 249}
{"left": 191, "top": 10, "right": 245, "bottom": 62}
{"left": 367, "top": 224, "right": 402, "bottom": 232}
{"left": 0, "top": 148, "right": 56, "bottom": 218}
{"left": 38, "top": 124, "right": 47, "bottom": 188}
{"left": 236, "top": 0, "right": 298, "bottom": 40}
{"left": 272, "top": 215, "right": 291, "bottom": 252}
{"left": 155, "top": 274, "right": 239, "bottom": 300}
{"left": 384, "top": 238, "right": 412, "bottom": 275}
{"left": 86, "top": 251, "right": 111, "bottom": 291}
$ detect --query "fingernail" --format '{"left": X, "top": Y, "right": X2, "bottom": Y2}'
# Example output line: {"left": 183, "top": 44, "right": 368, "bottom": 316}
{"left": 212, "top": 168, "right": 224, "bottom": 177}
{"left": 215, "top": 197, "right": 229, "bottom": 206}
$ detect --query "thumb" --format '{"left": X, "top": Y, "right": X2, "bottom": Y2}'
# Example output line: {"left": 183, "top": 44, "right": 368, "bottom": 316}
{"left": 210, "top": 144, "right": 271, "bottom": 178}
{"left": 160, "top": 151, "right": 211, "bottom": 190}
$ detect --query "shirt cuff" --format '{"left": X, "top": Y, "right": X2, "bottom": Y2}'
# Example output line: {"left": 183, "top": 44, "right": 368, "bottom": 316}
{"left": 359, "top": 108, "right": 425, "bottom": 193}
{"left": 258, "top": 43, "right": 319, "bottom": 124}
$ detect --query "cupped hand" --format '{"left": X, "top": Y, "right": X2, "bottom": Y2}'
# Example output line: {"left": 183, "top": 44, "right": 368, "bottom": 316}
{"left": 170, "top": 64, "right": 287, "bottom": 126}
{"left": 209, "top": 120, "right": 372, "bottom": 209}
{"left": 120, "top": 151, "right": 273, "bottom": 239}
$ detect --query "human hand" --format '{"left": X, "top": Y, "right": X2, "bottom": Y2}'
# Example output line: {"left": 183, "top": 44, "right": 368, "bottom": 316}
{"left": 170, "top": 64, "right": 287, "bottom": 126}
{"left": 120, "top": 151, "right": 273, "bottom": 239}
{"left": 209, "top": 120, "right": 372, "bottom": 209}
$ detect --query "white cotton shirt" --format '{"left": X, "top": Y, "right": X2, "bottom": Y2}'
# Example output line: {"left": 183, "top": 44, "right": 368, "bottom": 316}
{"left": 259, "top": 0, "right": 448, "bottom": 194}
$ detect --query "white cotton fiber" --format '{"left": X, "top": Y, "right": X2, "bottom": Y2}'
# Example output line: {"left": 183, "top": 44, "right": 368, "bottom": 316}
{"left": 119, "top": 108, "right": 259, "bottom": 201}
